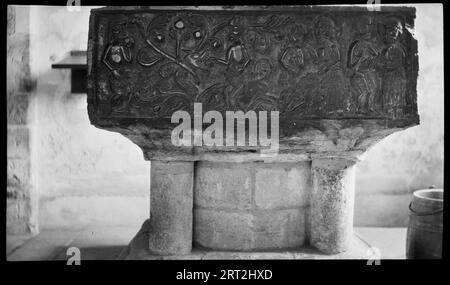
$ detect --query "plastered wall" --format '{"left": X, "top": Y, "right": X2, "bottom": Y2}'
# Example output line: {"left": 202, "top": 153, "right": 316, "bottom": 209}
{"left": 28, "top": 6, "right": 150, "bottom": 228}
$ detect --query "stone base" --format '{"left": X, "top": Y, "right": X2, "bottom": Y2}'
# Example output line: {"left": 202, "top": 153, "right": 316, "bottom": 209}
{"left": 118, "top": 223, "right": 372, "bottom": 260}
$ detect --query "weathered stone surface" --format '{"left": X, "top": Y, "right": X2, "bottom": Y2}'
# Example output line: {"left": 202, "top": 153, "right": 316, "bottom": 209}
{"left": 7, "top": 158, "right": 30, "bottom": 187}
{"left": 88, "top": 6, "right": 418, "bottom": 120}
{"left": 193, "top": 161, "right": 309, "bottom": 250}
{"left": 252, "top": 209, "right": 305, "bottom": 249}
{"left": 7, "top": 93, "right": 29, "bottom": 125}
{"left": 6, "top": 195, "right": 34, "bottom": 235}
{"left": 7, "top": 6, "right": 15, "bottom": 36}
{"left": 148, "top": 161, "right": 193, "bottom": 255}
{"left": 194, "top": 209, "right": 253, "bottom": 250}
{"left": 7, "top": 127, "right": 30, "bottom": 158}
{"left": 195, "top": 161, "right": 311, "bottom": 210}
{"left": 310, "top": 158, "right": 355, "bottom": 253}
{"left": 87, "top": 6, "right": 419, "bottom": 160}
{"left": 194, "top": 208, "right": 305, "bottom": 250}
{"left": 255, "top": 162, "right": 311, "bottom": 209}
{"left": 7, "top": 33, "right": 34, "bottom": 94}
{"left": 194, "top": 162, "right": 252, "bottom": 210}
{"left": 7, "top": 6, "right": 36, "bottom": 237}
{"left": 7, "top": 198, "right": 22, "bottom": 226}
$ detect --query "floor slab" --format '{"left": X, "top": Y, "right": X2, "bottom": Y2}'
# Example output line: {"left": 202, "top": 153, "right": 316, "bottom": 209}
{"left": 6, "top": 226, "right": 407, "bottom": 261}
{"left": 7, "top": 225, "right": 137, "bottom": 261}
{"left": 354, "top": 227, "right": 407, "bottom": 259}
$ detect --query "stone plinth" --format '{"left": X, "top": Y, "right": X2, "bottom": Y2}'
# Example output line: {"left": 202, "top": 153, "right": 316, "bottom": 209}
{"left": 87, "top": 6, "right": 419, "bottom": 258}
{"left": 121, "top": 223, "right": 373, "bottom": 260}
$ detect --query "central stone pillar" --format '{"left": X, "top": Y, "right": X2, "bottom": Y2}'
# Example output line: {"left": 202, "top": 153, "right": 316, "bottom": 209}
{"left": 194, "top": 161, "right": 310, "bottom": 251}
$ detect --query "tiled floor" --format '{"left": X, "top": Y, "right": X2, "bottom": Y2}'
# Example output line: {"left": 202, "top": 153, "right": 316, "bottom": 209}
{"left": 6, "top": 226, "right": 407, "bottom": 261}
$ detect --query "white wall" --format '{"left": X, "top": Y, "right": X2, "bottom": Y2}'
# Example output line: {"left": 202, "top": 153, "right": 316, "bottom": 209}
{"left": 29, "top": 6, "right": 149, "bottom": 228}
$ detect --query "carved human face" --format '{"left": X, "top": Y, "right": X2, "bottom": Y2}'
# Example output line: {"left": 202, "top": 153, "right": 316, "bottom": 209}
{"left": 385, "top": 25, "right": 401, "bottom": 43}
{"left": 291, "top": 23, "right": 307, "bottom": 44}
{"left": 316, "top": 18, "right": 335, "bottom": 42}
{"left": 358, "top": 17, "right": 372, "bottom": 39}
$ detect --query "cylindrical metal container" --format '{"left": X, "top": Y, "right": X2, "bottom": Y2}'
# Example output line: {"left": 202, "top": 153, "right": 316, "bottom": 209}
{"left": 406, "top": 189, "right": 443, "bottom": 259}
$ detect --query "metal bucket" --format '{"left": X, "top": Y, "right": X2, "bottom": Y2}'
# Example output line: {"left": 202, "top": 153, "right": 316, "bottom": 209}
{"left": 406, "top": 189, "right": 443, "bottom": 259}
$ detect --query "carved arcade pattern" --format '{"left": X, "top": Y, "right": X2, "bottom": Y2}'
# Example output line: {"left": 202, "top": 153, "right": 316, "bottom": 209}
{"left": 90, "top": 10, "right": 418, "bottom": 120}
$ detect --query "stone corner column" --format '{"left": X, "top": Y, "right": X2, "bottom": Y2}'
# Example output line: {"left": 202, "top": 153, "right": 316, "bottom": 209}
{"left": 310, "top": 157, "right": 356, "bottom": 254}
{"left": 148, "top": 160, "right": 194, "bottom": 255}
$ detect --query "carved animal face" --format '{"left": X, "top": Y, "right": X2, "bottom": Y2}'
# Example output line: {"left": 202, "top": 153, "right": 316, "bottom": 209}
{"left": 184, "top": 20, "right": 245, "bottom": 70}
{"left": 108, "top": 19, "right": 134, "bottom": 49}
{"left": 184, "top": 35, "right": 227, "bottom": 69}
{"left": 110, "top": 21, "right": 129, "bottom": 40}
{"left": 177, "top": 14, "right": 208, "bottom": 52}
{"left": 147, "top": 15, "right": 175, "bottom": 54}
{"left": 147, "top": 13, "right": 208, "bottom": 58}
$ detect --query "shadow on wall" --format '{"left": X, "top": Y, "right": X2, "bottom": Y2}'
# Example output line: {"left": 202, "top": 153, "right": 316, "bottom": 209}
{"left": 28, "top": 6, "right": 149, "bottom": 229}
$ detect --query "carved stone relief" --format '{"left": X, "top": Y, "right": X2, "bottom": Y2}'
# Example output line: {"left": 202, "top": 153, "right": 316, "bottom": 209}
{"left": 88, "top": 8, "right": 418, "bottom": 122}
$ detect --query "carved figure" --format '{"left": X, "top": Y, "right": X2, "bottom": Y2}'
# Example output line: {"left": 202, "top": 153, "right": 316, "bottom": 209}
{"left": 377, "top": 17, "right": 407, "bottom": 118}
{"left": 348, "top": 16, "right": 380, "bottom": 113}
{"left": 103, "top": 20, "right": 135, "bottom": 112}
{"left": 280, "top": 21, "right": 317, "bottom": 75}
{"left": 103, "top": 20, "right": 134, "bottom": 76}
{"left": 313, "top": 15, "right": 348, "bottom": 114}
{"left": 247, "top": 29, "right": 269, "bottom": 54}
{"left": 95, "top": 11, "right": 414, "bottom": 120}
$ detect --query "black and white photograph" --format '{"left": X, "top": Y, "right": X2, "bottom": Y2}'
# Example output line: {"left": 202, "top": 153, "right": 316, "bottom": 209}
{"left": 4, "top": 0, "right": 446, "bottom": 278}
